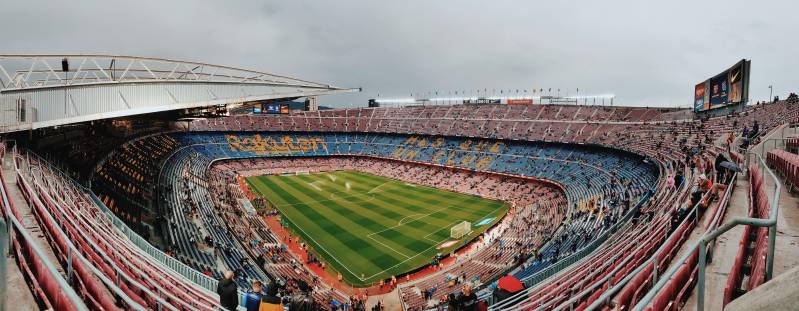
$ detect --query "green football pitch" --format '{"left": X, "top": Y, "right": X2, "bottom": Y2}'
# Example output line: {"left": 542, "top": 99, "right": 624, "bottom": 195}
{"left": 245, "top": 170, "right": 509, "bottom": 286}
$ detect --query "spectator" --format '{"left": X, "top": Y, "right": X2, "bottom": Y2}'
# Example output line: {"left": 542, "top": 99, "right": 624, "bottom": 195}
{"left": 670, "top": 210, "right": 680, "bottom": 234}
{"left": 457, "top": 284, "right": 479, "bottom": 311}
{"left": 751, "top": 121, "right": 760, "bottom": 138}
{"left": 217, "top": 271, "right": 238, "bottom": 311}
{"left": 446, "top": 293, "right": 459, "bottom": 311}
{"left": 259, "top": 282, "right": 283, "bottom": 311}
{"left": 287, "top": 280, "right": 317, "bottom": 311}
{"left": 244, "top": 281, "right": 265, "bottom": 311}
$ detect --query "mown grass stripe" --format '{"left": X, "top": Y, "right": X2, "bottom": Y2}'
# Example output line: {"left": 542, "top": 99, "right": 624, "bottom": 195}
{"left": 252, "top": 176, "right": 388, "bottom": 278}
{"left": 246, "top": 170, "right": 510, "bottom": 285}
{"left": 269, "top": 175, "right": 423, "bottom": 263}
{"left": 339, "top": 171, "right": 495, "bottom": 221}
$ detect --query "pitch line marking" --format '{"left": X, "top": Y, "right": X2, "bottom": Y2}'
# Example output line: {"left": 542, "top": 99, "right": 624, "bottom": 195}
{"left": 367, "top": 206, "right": 451, "bottom": 237}
{"left": 398, "top": 214, "right": 423, "bottom": 225}
{"left": 367, "top": 235, "right": 412, "bottom": 259}
{"left": 367, "top": 181, "right": 393, "bottom": 194}
{"left": 277, "top": 208, "right": 368, "bottom": 282}
{"left": 256, "top": 173, "right": 508, "bottom": 284}
{"left": 307, "top": 180, "right": 324, "bottom": 191}
{"left": 361, "top": 208, "right": 499, "bottom": 282}
{"left": 423, "top": 220, "right": 462, "bottom": 243}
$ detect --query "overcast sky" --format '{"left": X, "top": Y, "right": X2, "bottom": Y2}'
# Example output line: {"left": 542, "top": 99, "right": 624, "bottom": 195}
{"left": 2, "top": 0, "right": 797, "bottom": 108}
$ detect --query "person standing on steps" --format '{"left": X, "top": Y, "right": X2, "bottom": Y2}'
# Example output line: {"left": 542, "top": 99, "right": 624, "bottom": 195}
{"left": 217, "top": 271, "right": 239, "bottom": 311}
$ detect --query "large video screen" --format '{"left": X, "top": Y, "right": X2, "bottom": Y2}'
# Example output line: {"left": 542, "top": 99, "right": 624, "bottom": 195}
{"left": 265, "top": 103, "right": 281, "bottom": 114}
{"left": 694, "top": 59, "right": 749, "bottom": 112}
{"left": 694, "top": 81, "right": 709, "bottom": 111}
{"left": 261, "top": 103, "right": 290, "bottom": 114}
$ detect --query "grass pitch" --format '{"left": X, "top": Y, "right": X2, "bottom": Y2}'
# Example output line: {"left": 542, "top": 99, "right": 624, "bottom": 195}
{"left": 246, "top": 170, "right": 508, "bottom": 286}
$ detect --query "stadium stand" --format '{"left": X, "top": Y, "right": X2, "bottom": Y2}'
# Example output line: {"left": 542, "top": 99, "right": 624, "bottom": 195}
{"left": 13, "top": 149, "right": 224, "bottom": 310}
{"left": 3, "top": 97, "right": 799, "bottom": 310}
{"left": 141, "top": 132, "right": 656, "bottom": 309}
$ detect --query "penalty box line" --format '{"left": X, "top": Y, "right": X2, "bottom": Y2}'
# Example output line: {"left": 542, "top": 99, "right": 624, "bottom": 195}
{"left": 423, "top": 220, "right": 464, "bottom": 243}
{"left": 365, "top": 206, "right": 452, "bottom": 264}
{"left": 361, "top": 208, "right": 498, "bottom": 282}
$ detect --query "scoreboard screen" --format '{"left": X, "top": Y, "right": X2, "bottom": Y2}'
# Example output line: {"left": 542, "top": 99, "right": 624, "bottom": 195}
{"left": 695, "top": 59, "right": 750, "bottom": 112}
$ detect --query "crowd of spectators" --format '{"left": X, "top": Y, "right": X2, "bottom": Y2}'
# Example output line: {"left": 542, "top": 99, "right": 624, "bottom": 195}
{"left": 78, "top": 98, "right": 799, "bottom": 310}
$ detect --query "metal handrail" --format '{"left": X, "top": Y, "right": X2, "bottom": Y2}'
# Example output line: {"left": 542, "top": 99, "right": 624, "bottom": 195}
{"left": 0, "top": 146, "right": 89, "bottom": 311}
{"left": 19, "top": 148, "right": 255, "bottom": 310}
{"left": 583, "top": 169, "right": 735, "bottom": 310}
{"left": 632, "top": 152, "right": 780, "bottom": 311}
{"left": 15, "top": 151, "right": 151, "bottom": 310}
{"left": 488, "top": 191, "right": 652, "bottom": 310}
{"left": 23, "top": 147, "right": 222, "bottom": 292}
{"left": 39, "top": 170, "right": 219, "bottom": 310}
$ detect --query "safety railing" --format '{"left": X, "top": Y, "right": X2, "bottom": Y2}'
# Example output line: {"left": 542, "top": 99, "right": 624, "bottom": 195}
{"left": 488, "top": 191, "right": 652, "bottom": 310}
{"left": 15, "top": 148, "right": 154, "bottom": 310}
{"left": 632, "top": 151, "right": 780, "bottom": 311}
{"left": 0, "top": 217, "right": 5, "bottom": 311}
{"left": 755, "top": 123, "right": 799, "bottom": 158}
{"left": 18, "top": 147, "right": 250, "bottom": 310}
{"left": 582, "top": 167, "right": 734, "bottom": 310}
{"left": 20, "top": 148, "right": 221, "bottom": 292}
{"left": 0, "top": 145, "right": 89, "bottom": 311}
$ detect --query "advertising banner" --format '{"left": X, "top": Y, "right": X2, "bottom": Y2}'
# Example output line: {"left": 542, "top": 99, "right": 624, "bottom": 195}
{"left": 709, "top": 71, "right": 729, "bottom": 107}
{"left": 463, "top": 98, "right": 501, "bottom": 104}
{"left": 695, "top": 59, "right": 749, "bottom": 113}
{"left": 266, "top": 103, "right": 281, "bottom": 114}
{"left": 728, "top": 62, "right": 744, "bottom": 103}
{"left": 507, "top": 99, "right": 534, "bottom": 105}
{"left": 694, "top": 81, "right": 707, "bottom": 111}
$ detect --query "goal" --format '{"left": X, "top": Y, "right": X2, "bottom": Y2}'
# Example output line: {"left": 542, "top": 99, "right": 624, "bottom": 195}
{"left": 450, "top": 221, "right": 472, "bottom": 239}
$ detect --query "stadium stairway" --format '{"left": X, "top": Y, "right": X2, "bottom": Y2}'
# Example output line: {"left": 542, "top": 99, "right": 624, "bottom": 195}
{"left": 680, "top": 174, "right": 749, "bottom": 311}
{"left": 3, "top": 252, "right": 38, "bottom": 311}
{"left": 682, "top": 130, "right": 799, "bottom": 310}
{"left": 682, "top": 163, "right": 799, "bottom": 310}
{"left": 1, "top": 150, "right": 54, "bottom": 310}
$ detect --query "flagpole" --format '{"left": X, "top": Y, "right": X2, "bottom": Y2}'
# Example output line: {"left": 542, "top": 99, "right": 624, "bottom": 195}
{"left": 769, "top": 85, "right": 773, "bottom": 102}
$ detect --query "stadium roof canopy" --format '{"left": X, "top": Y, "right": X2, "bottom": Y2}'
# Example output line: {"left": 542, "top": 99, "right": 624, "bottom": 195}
{"left": 0, "top": 54, "right": 358, "bottom": 133}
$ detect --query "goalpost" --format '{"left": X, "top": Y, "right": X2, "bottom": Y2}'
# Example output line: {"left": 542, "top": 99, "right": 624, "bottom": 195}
{"left": 450, "top": 221, "right": 472, "bottom": 239}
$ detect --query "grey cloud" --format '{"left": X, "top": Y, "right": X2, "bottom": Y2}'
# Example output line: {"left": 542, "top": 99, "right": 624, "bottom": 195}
{"left": 1, "top": 0, "right": 796, "bottom": 108}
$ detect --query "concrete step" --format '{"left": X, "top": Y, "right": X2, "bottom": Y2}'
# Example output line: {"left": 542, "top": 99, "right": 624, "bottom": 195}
{"left": 2, "top": 155, "right": 66, "bottom": 278}
{"left": 2, "top": 153, "right": 50, "bottom": 310}
{"left": 725, "top": 264, "right": 799, "bottom": 311}
{"left": 3, "top": 253, "right": 40, "bottom": 311}
{"left": 683, "top": 174, "right": 748, "bottom": 311}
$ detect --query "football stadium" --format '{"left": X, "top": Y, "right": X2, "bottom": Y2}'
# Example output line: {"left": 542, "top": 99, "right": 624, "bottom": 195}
{"left": 2, "top": 2, "right": 799, "bottom": 311}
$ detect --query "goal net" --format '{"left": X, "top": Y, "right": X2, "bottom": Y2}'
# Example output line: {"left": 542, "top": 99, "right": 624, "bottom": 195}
{"left": 450, "top": 221, "right": 471, "bottom": 239}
